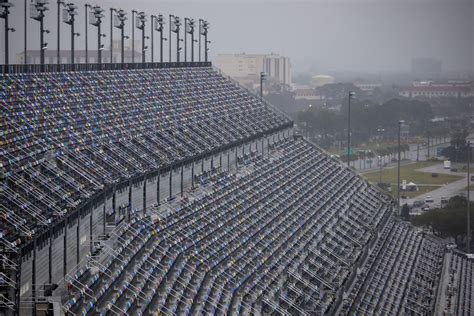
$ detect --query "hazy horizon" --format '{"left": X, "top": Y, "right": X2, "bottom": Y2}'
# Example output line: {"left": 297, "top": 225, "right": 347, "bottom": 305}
{"left": 1, "top": 0, "right": 472, "bottom": 76}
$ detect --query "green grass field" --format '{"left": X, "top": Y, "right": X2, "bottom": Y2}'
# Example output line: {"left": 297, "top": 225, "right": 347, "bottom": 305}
{"left": 363, "top": 161, "right": 464, "bottom": 198}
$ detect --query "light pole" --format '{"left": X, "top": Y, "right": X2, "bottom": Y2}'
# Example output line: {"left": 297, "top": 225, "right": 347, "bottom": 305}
{"left": 201, "top": 20, "right": 209, "bottom": 62}
{"left": 63, "top": 3, "right": 79, "bottom": 66}
{"left": 378, "top": 155, "right": 383, "bottom": 184}
{"left": 57, "top": 0, "right": 65, "bottom": 65}
{"left": 136, "top": 12, "right": 147, "bottom": 63}
{"left": 467, "top": 140, "right": 471, "bottom": 253}
{"left": 84, "top": 3, "right": 91, "bottom": 65}
{"left": 109, "top": 8, "right": 117, "bottom": 63}
{"left": 198, "top": 19, "right": 202, "bottom": 62}
{"left": 0, "top": 1, "right": 15, "bottom": 68}
{"left": 151, "top": 15, "right": 156, "bottom": 63}
{"left": 90, "top": 5, "right": 105, "bottom": 66}
{"left": 154, "top": 14, "right": 165, "bottom": 63}
{"left": 347, "top": 91, "right": 355, "bottom": 168}
{"left": 131, "top": 10, "right": 137, "bottom": 63}
{"left": 260, "top": 72, "right": 267, "bottom": 98}
{"left": 397, "top": 120, "right": 404, "bottom": 215}
{"left": 31, "top": 0, "right": 50, "bottom": 72}
{"left": 169, "top": 14, "right": 174, "bottom": 62}
{"left": 174, "top": 16, "right": 181, "bottom": 62}
{"left": 184, "top": 18, "right": 195, "bottom": 62}
{"left": 114, "top": 9, "right": 127, "bottom": 65}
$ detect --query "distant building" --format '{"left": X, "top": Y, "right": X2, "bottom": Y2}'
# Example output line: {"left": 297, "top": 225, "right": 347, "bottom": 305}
{"left": 399, "top": 80, "right": 473, "bottom": 98}
{"left": 411, "top": 57, "right": 442, "bottom": 79}
{"left": 216, "top": 53, "right": 291, "bottom": 89}
{"left": 353, "top": 81, "right": 382, "bottom": 95}
{"left": 310, "top": 75, "right": 334, "bottom": 88}
{"left": 294, "top": 88, "right": 321, "bottom": 100}
{"left": 263, "top": 54, "right": 292, "bottom": 87}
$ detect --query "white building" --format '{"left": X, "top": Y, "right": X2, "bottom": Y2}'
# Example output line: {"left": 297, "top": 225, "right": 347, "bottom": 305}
{"left": 399, "top": 80, "right": 473, "bottom": 98}
{"left": 310, "top": 75, "right": 335, "bottom": 88}
{"left": 216, "top": 53, "right": 291, "bottom": 89}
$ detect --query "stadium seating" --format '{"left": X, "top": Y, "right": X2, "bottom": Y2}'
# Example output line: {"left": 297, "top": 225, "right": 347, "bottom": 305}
{"left": 63, "top": 138, "right": 393, "bottom": 315}
{"left": 436, "top": 250, "right": 474, "bottom": 315}
{"left": 0, "top": 66, "right": 291, "bottom": 249}
{"left": 342, "top": 222, "right": 445, "bottom": 315}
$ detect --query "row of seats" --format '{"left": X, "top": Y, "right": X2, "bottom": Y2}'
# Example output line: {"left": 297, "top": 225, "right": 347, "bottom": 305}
{"left": 0, "top": 67, "right": 290, "bottom": 248}
{"left": 63, "top": 138, "right": 391, "bottom": 315}
{"left": 343, "top": 222, "right": 445, "bottom": 315}
{"left": 437, "top": 250, "right": 474, "bottom": 315}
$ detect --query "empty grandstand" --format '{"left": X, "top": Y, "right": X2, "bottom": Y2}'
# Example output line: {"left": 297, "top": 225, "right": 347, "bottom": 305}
{"left": 1, "top": 3, "right": 473, "bottom": 316}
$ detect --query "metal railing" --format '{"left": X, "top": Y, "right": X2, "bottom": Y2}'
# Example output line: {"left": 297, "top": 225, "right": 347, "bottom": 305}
{"left": 1, "top": 61, "right": 212, "bottom": 74}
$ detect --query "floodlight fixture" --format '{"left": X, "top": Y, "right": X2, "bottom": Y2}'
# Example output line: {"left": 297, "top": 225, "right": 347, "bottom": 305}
{"left": 63, "top": 2, "right": 79, "bottom": 66}
{"left": 89, "top": 5, "right": 105, "bottom": 65}
{"left": 136, "top": 11, "right": 147, "bottom": 63}
{"left": 114, "top": 9, "right": 127, "bottom": 64}
{"left": 31, "top": 0, "right": 50, "bottom": 70}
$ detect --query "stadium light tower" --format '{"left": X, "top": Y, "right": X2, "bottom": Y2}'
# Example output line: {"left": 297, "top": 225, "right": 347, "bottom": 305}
{"left": 109, "top": 8, "right": 117, "bottom": 63}
{"left": 31, "top": 0, "right": 50, "bottom": 71}
{"left": 114, "top": 9, "right": 127, "bottom": 64}
{"left": 184, "top": 18, "right": 195, "bottom": 62}
{"left": 173, "top": 16, "right": 182, "bottom": 62}
{"left": 397, "top": 120, "right": 405, "bottom": 216}
{"left": 57, "top": 0, "right": 65, "bottom": 65}
{"left": 90, "top": 5, "right": 105, "bottom": 65}
{"left": 154, "top": 14, "right": 166, "bottom": 63}
{"left": 347, "top": 91, "right": 355, "bottom": 167}
{"left": 84, "top": 3, "right": 91, "bottom": 64}
{"left": 151, "top": 15, "right": 156, "bottom": 62}
{"left": 200, "top": 20, "right": 210, "bottom": 62}
{"left": 169, "top": 14, "right": 173, "bottom": 62}
{"left": 260, "top": 72, "right": 267, "bottom": 98}
{"left": 136, "top": 11, "right": 147, "bottom": 63}
{"left": 131, "top": 10, "right": 138, "bottom": 62}
{"left": 0, "top": 1, "right": 15, "bottom": 67}
{"left": 63, "top": 3, "right": 80, "bottom": 66}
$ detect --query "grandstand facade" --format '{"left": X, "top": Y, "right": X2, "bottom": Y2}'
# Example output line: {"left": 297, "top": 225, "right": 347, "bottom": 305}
{"left": 1, "top": 62, "right": 473, "bottom": 315}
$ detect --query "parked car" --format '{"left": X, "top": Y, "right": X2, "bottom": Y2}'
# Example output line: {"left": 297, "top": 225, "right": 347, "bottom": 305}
{"left": 413, "top": 200, "right": 424, "bottom": 208}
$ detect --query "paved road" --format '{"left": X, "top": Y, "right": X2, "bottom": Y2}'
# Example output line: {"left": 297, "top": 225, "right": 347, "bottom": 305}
{"left": 401, "top": 162, "right": 472, "bottom": 214}
{"left": 350, "top": 139, "right": 451, "bottom": 171}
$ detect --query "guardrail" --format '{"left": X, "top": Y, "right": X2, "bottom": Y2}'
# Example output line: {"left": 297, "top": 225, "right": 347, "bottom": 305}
{"left": 1, "top": 61, "right": 212, "bottom": 74}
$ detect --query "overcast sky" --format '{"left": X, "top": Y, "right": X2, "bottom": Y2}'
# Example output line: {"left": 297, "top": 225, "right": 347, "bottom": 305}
{"left": 2, "top": 0, "right": 473, "bottom": 75}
